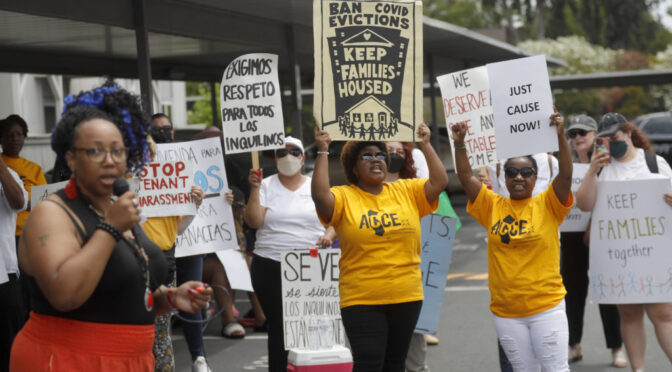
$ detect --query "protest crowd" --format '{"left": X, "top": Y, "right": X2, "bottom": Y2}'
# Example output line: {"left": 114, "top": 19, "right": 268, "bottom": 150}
{"left": 3, "top": 4, "right": 672, "bottom": 372}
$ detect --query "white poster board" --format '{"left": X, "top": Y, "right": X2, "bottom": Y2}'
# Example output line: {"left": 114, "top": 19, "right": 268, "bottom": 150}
{"left": 281, "top": 249, "right": 346, "bottom": 350}
{"left": 30, "top": 180, "right": 68, "bottom": 208}
{"left": 216, "top": 250, "right": 253, "bottom": 292}
{"left": 589, "top": 178, "right": 672, "bottom": 304}
{"left": 437, "top": 66, "right": 496, "bottom": 169}
{"left": 559, "top": 164, "right": 591, "bottom": 232}
{"left": 153, "top": 138, "right": 238, "bottom": 257}
{"left": 136, "top": 161, "right": 196, "bottom": 217}
{"left": 220, "top": 53, "right": 285, "bottom": 154}
{"left": 487, "top": 55, "right": 556, "bottom": 159}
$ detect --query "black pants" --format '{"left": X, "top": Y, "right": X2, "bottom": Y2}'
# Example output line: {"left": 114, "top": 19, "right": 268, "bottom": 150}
{"left": 560, "top": 232, "right": 622, "bottom": 348}
{"left": 0, "top": 274, "right": 24, "bottom": 372}
{"left": 340, "top": 301, "right": 422, "bottom": 372}
{"left": 250, "top": 254, "right": 287, "bottom": 372}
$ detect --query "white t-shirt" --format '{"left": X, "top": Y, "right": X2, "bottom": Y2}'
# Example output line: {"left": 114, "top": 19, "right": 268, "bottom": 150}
{"left": 487, "top": 153, "right": 559, "bottom": 198}
{"left": 412, "top": 148, "right": 429, "bottom": 178}
{"left": 598, "top": 148, "right": 672, "bottom": 187}
{"left": 254, "top": 174, "right": 326, "bottom": 262}
{"left": 0, "top": 167, "right": 27, "bottom": 284}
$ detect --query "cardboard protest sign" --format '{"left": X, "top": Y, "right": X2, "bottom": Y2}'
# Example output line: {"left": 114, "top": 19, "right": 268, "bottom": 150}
{"left": 437, "top": 66, "right": 496, "bottom": 168}
{"left": 216, "top": 250, "right": 253, "bottom": 292}
{"left": 560, "top": 164, "right": 591, "bottom": 232}
{"left": 220, "top": 53, "right": 285, "bottom": 154}
{"left": 313, "top": 0, "right": 423, "bottom": 141}
{"left": 487, "top": 55, "right": 556, "bottom": 159}
{"left": 281, "top": 249, "right": 346, "bottom": 350}
{"left": 137, "top": 161, "right": 196, "bottom": 217}
{"left": 30, "top": 180, "right": 68, "bottom": 208}
{"left": 415, "top": 214, "right": 457, "bottom": 334}
{"left": 153, "top": 138, "right": 237, "bottom": 257}
{"left": 589, "top": 178, "right": 672, "bottom": 304}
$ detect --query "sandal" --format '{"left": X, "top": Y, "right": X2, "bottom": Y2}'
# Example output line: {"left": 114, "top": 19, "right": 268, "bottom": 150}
{"left": 221, "top": 321, "right": 245, "bottom": 339}
{"left": 612, "top": 347, "right": 627, "bottom": 368}
{"left": 568, "top": 344, "right": 582, "bottom": 363}
{"left": 425, "top": 334, "right": 439, "bottom": 346}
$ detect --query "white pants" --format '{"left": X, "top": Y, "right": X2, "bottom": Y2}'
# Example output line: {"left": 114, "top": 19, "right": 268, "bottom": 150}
{"left": 493, "top": 300, "right": 569, "bottom": 372}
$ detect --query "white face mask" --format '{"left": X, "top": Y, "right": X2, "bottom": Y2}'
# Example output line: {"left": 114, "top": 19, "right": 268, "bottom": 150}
{"left": 277, "top": 154, "right": 303, "bottom": 176}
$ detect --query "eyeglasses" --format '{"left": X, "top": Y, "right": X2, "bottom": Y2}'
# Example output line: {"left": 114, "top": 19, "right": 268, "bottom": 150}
{"left": 504, "top": 167, "right": 536, "bottom": 178}
{"left": 151, "top": 125, "right": 172, "bottom": 133}
{"left": 567, "top": 129, "right": 588, "bottom": 139}
{"left": 360, "top": 152, "right": 387, "bottom": 161}
{"left": 276, "top": 148, "right": 302, "bottom": 158}
{"left": 71, "top": 147, "right": 128, "bottom": 163}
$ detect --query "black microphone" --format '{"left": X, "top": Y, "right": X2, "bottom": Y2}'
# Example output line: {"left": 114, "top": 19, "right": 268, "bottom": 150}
{"left": 112, "top": 178, "right": 143, "bottom": 238}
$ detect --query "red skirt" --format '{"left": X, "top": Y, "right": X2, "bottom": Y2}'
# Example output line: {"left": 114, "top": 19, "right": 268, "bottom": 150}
{"left": 10, "top": 312, "right": 155, "bottom": 372}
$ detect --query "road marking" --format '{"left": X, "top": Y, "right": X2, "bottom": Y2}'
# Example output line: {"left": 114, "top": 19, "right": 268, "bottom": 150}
{"left": 172, "top": 334, "right": 267, "bottom": 341}
{"left": 446, "top": 273, "right": 471, "bottom": 280}
{"left": 465, "top": 273, "right": 488, "bottom": 280}
{"left": 445, "top": 286, "right": 489, "bottom": 292}
{"left": 447, "top": 272, "right": 488, "bottom": 280}
{"left": 453, "top": 244, "right": 480, "bottom": 251}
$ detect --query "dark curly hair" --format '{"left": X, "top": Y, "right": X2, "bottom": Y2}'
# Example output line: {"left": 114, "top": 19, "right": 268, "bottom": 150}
{"left": 0, "top": 114, "right": 28, "bottom": 137}
{"left": 340, "top": 141, "right": 388, "bottom": 185}
{"left": 51, "top": 81, "right": 151, "bottom": 181}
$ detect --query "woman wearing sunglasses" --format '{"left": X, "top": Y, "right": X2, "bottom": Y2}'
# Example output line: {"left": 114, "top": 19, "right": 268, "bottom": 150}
{"left": 561, "top": 115, "right": 625, "bottom": 367}
{"left": 312, "top": 123, "right": 448, "bottom": 371}
{"left": 245, "top": 136, "right": 336, "bottom": 372}
{"left": 452, "top": 109, "right": 573, "bottom": 372}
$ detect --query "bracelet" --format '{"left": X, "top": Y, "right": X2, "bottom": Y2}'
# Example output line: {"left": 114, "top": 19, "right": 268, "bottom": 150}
{"left": 454, "top": 144, "right": 467, "bottom": 150}
{"left": 166, "top": 288, "right": 177, "bottom": 308}
{"left": 317, "top": 151, "right": 329, "bottom": 155}
{"left": 96, "top": 221, "right": 123, "bottom": 241}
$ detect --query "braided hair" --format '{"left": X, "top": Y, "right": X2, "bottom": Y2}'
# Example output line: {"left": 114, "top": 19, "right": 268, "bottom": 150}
{"left": 51, "top": 81, "right": 150, "bottom": 181}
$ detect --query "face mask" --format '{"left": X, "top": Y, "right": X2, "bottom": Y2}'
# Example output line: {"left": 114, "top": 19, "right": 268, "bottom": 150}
{"left": 151, "top": 132, "right": 172, "bottom": 144}
{"left": 277, "top": 154, "right": 302, "bottom": 176}
{"left": 388, "top": 152, "right": 405, "bottom": 174}
{"left": 610, "top": 140, "right": 628, "bottom": 159}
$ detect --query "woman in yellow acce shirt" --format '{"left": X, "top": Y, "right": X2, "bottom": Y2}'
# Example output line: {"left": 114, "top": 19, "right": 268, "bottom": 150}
{"left": 312, "top": 123, "right": 448, "bottom": 371}
{"left": 451, "top": 109, "right": 573, "bottom": 372}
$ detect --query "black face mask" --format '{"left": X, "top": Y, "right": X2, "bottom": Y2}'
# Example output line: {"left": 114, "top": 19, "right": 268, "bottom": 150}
{"left": 151, "top": 132, "right": 172, "bottom": 144}
{"left": 388, "top": 152, "right": 405, "bottom": 174}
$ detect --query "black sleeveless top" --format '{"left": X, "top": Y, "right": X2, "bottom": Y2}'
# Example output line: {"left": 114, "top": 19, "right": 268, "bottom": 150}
{"left": 27, "top": 190, "right": 168, "bottom": 325}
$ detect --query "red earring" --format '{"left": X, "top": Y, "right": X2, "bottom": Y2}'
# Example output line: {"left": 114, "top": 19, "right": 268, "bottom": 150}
{"left": 64, "top": 177, "right": 78, "bottom": 200}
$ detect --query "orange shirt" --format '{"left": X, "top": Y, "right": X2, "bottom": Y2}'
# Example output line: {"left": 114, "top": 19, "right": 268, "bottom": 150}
{"left": 2, "top": 155, "right": 46, "bottom": 236}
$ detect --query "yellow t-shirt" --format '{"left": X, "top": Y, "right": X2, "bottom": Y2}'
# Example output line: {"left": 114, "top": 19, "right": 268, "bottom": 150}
{"left": 2, "top": 155, "right": 47, "bottom": 236}
{"left": 318, "top": 178, "right": 438, "bottom": 308}
{"left": 142, "top": 216, "right": 179, "bottom": 251}
{"left": 467, "top": 183, "right": 573, "bottom": 318}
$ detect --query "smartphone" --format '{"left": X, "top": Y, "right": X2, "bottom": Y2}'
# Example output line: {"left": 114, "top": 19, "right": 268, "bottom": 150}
{"left": 594, "top": 137, "right": 610, "bottom": 164}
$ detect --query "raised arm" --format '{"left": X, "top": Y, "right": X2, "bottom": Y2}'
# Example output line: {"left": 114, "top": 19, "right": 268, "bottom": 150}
{"left": 576, "top": 148, "right": 609, "bottom": 211}
{"left": 0, "top": 158, "right": 26, "bottom": 210}
{"left": 450, "top": 122, "right": 482, "bottom": 202}
{"left": 177, "top": 185, "right": 205, "bottom": 234}
{"left": 311, "top": 125, "right": 335, "bottom": 223}
{"left": 19, "top": 192, "right": 140, "bottom": 311}
{"left": 418, "top": 123, "right": 448, "bottom": 204}
{"left": 550, "top": 109, "right": 572, "bottom": 205}
{"left": 244, "top": 169, "right": 266, "bottom": 228}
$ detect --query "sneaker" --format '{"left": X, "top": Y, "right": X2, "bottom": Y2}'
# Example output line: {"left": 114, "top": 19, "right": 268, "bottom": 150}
{"left": 192, "top": 356, "right": 212, "bottom": 372}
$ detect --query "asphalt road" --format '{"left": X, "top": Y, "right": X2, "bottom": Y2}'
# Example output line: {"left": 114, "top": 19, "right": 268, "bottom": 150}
{"left": 173, "top": 194, "right": 670, "bottom": 371}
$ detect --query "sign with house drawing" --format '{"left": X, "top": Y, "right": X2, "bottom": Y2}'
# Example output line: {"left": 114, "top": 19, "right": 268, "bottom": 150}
{"left": 314, "top": 0, "right": 423, "bottom": 141}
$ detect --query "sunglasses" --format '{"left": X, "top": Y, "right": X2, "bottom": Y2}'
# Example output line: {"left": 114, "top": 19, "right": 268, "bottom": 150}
{"left": 360, "top": 152, "right": 387, "bottom": 161}
{"left": 276, "top": 148, "right": 302, "bottom": 158}
{"left": 567, "top": 129, "right": 588, "bottom": 139}
{"left": 504, "top": 167, "right": 537, "bottom": 178}
{"left": 151, "top": 125, "right": 172, "bottom": 133}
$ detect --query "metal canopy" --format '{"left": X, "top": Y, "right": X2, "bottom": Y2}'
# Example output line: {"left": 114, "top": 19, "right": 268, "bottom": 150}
{"left": 0, "top": 0, "right": 565, "bottom": 83}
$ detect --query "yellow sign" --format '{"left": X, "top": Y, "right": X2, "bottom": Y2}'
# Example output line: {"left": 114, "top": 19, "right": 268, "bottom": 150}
{"left": 313, "top": 0, "right": 423, "bottom": 141}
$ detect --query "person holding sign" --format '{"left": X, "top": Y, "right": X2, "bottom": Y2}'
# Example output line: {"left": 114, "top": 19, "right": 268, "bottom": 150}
{"left": 452, "top": 109, "right": 573, "bottom": 372}
{"left": 560, "top": 114, "right": 625, "bottom": 367}
{"left": 576, "top": 112, "right": 672, "bottom": 371}
{"left": 11, "top": 101, "right": 212, "bottom": 371}
{"left": 312, "top": 123, "right": 448, "bottom": 372}
{"left": 246, "top": 136, "right": 336, "bottom": 372}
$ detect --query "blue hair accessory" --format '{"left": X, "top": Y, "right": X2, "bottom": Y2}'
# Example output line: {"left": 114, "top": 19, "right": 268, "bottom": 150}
{"left": 121, "top": 109, "right": 132, "bottom": 125}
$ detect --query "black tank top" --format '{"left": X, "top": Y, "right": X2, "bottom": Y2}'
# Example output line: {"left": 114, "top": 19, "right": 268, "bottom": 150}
{"left": 27, "top": 190, "right": 168, "bottom": 325}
